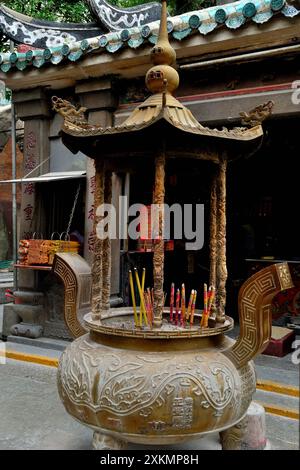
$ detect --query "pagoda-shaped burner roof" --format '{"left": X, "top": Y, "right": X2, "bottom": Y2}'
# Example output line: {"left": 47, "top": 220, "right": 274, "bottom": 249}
{"left": 59, "top": 92, "right": 262, "bottom": 142}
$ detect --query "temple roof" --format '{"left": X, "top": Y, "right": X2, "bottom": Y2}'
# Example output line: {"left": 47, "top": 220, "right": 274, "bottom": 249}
{"left": 0, "top": 0, "right": 299, "bottom": 73}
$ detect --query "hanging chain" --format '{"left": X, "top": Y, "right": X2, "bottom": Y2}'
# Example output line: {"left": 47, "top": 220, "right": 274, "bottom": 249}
{"left": 65, "top": 183, "right": 81, "bottom": 238}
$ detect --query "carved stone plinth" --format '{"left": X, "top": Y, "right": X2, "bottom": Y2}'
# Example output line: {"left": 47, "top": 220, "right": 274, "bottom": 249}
{"left": 10, "top": 290, "right": 44, "bottom": 339}
{"left": 10, "top": 321, "right": 43, "bottom": 339}
{"left": 220, "top": 401, "right": 268, "bottom": 450}
{"left": 241, "top": 401, "right": 267, "bottom": 450}
{"left": 92, "top": 432, "right": 128, "bottom": 450}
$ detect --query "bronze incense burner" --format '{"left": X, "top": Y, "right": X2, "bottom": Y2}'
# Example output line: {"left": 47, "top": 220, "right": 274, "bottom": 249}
{"left": 57, "top": 263, "right": 293, "bottom": 449}
{"left": 54, "top": 1, "right": 290, "bottom": 450}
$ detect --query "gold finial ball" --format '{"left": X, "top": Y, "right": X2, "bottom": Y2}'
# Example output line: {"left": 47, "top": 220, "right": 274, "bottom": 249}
{"left": 150, "top": 42, "right": 176, "bottom": 66}
{"left": 146, "top": 65, "right": 179, "bottom": 94}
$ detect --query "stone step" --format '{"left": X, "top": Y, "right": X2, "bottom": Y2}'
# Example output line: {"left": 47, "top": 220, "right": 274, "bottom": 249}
{"left": 6, "top": 335, "right": 69, "bottom": 352}
{"left": 255, "top": 389, "right": 299, "bottom": 420}
{"left": 255, "top": 363, "right": 299, "bottom": 388}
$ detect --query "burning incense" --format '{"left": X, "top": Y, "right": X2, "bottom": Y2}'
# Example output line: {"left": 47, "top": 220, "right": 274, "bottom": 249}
{"left": 170, "top": 282, "right": 175, "bottom": 323}
{"left": 208, "top": 285, "right": 215, "bottom": 316}
{"left": 175, "top": 288, "right": 180, "bottom": 326}
{"left": 129, "top": 270, "right": 138, "bottom": 326}
{"left": 190, "top": 290, "right": 197, "bottom": 326}
{"left": 134, "top": 268, "right": 148, "bottom": 326}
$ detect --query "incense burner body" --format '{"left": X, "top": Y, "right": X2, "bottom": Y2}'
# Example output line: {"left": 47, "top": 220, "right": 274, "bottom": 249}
{"left": 58, "top": 320, "right": 255, "bottom": 446}
{"left": 57, "top": 262, "right": 293, "bottom": 449}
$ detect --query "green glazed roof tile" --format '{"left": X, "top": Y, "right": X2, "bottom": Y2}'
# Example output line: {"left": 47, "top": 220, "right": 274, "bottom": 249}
{"left": 0, "top": 0, "right": 298, "bottom": 74}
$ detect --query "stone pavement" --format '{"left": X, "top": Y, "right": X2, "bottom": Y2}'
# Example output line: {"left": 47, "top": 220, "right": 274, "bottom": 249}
{"left": 0, "top": 358, "right": 298, "bottom": 451}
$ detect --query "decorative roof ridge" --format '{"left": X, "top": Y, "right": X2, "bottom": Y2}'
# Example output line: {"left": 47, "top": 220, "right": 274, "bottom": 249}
{"left": 1, "top": 0, "right": 298, "bottom": 73}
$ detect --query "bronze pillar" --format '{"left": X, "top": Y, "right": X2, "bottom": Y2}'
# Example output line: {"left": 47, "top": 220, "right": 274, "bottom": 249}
{"left": 101, "top": 170, "right": 112, "bottom": 312}
{"left": 216, "top": 157, "right": 227, "bottom": 322}
{"left": 153, "top": 153, "right": 166, "bottom": 328}
{"left": 209, "top": 169, "right": 217, "bottom": 289}
{"left": 91, "top": 160, "right": 105, "bottom": 320}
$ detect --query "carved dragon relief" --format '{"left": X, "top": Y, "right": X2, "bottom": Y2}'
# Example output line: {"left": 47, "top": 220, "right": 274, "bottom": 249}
{"left": 240, "top": 100, "right": 274, "bottom": 128}
{"left": 52, "top": 96, "right": 88, "bottom": 126}
{"left": 58, "top": 335, "right": 240, "bottom": 422}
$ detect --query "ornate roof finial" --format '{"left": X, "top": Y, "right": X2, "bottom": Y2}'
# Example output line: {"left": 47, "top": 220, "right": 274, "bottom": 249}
{"left": 146, "top": 0, "right": 179, "bottom": 95}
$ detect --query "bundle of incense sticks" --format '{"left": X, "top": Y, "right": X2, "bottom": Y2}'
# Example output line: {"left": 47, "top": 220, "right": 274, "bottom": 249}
{"left": 169, "top": 283, "right": 198, "bottom": 328}
{"left": 129, "top": 268, "right": 148, "bottom": 327}
{"left": 200, "top": 284, "right": 215, "bottom": 328}
{"left": 168, "top": 282, "right": 217, "bottom": 328}
{"left": 129, "top": 267, "right": 168, "bottom": 329}
{"left": 143, "top": 286, "right": 166, "bottom": 327}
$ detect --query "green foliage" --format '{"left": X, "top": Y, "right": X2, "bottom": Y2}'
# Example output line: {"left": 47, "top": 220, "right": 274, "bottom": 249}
{"left": 1, "top": 0, "right": 213, "bottom": 22}
{"left": 1, "top": 0, "right": 93, "bottom": 23}
{"left": 99, "top": 1, "right": 210, "bottom": 16}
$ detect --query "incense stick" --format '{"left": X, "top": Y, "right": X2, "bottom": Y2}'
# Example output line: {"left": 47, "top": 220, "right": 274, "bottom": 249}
{"left": 140, "top": 268, "right": 146, "bottom": 324}
{"left": 190, "top": 290, "right": 197, "bottom": 326}
{"left": 144, "top": 291, "right": 152, "bottom": 328}
{"left": 201, "top": 284, "right": 215, "bottom": 328}
{"left": 170, "top": 282, "right": 175, "bottom": 323}
{"left": 175, "top": 288, "right": 180, "bottom": 326}
{"left": 181, "top": 283, "right": 186, "bottom": 327}
{"left": 147, "top": 288, "right": 153, "bottom": 326}
{"left": 207, "top": 285, "right": 215, "bottom": 315}
{"left": 186, "top": 289, "right": 194, "bottom": 322}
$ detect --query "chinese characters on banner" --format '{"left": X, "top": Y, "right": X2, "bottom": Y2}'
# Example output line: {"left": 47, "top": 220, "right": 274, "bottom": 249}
{"left": 84, "top": 159, "right": 96, "bottom": 264}
{"left": 20, "top": 128, "right": 38, "bottom": 239}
